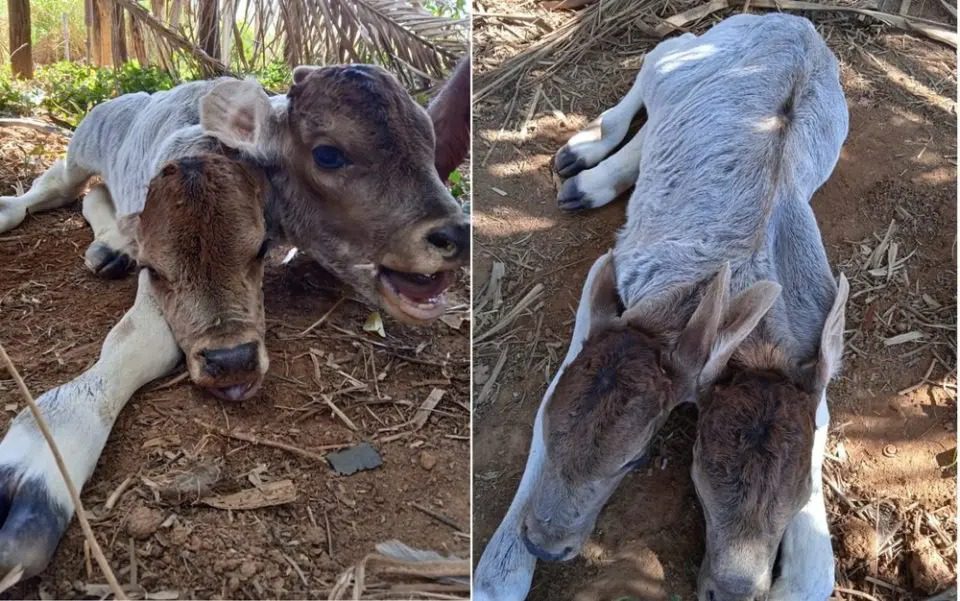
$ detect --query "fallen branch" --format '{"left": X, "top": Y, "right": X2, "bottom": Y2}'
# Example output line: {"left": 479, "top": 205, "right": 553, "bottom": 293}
{"left": 0, "top": 342, "right": 126, "bottom": 600}
{"left": 655, "top": 0, "right": 957, "bottom": 47}
{"left": 0, "top": 118, "right": 73, "bottom": 137}
{"left": 112, "top": 0, "right": 231, "bottom": 74}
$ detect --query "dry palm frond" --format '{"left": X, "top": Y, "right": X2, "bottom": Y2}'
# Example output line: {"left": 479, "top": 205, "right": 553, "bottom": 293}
{"left": 108, "top": 0, "right": 466, "bottom": 87}
{"left": 281, "top": 0, "right": 468, "bottom": 87}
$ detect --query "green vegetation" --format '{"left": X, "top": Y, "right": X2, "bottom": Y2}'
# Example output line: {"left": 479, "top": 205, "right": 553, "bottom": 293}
{"left": 0, "top": 60, "right": 294, "bottom": 126}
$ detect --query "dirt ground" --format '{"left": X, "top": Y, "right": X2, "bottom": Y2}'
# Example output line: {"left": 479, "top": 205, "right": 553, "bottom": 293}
{"left": 0, "top": 128, "right": 470, "bottom": 599}
{"left": 472, "top": 3, "right": 957, "bottom": 600}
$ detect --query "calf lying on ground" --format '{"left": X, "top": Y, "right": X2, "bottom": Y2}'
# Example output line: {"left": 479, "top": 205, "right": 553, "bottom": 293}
{"left": 522, "top": 259, "right": 778, "bottom": 563}
{"left": 0, "top": 153, "right": 268, "bottom": 576}
{"left": 475, "top": 13, "right": 847, "bottom": 600}
{"left": 0, "top": 61, "right": 469, "bottom": 578}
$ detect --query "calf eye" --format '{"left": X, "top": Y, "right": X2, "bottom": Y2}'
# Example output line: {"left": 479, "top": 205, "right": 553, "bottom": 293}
{"left": 312, "top": 145, "right": 349, "bottom": 169}
{"left": 256, "top": 239, "right": 270, "bottom": 260}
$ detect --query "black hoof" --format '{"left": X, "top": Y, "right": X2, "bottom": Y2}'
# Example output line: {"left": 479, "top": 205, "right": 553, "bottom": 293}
{"left": 554, "top": 146, "right": 588, "bottom": 178}
{"left": 86, "top": 242, "right": 134, "bottom": 279}
{"left": 557, "top": 179, "right": 590, "bottom": 212}
{"left": 0, "top": 467, "right": 70, "bottom": 578}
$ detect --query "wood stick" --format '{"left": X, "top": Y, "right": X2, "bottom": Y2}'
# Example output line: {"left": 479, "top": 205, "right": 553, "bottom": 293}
{"left": 0, "top": 342, "right": 127, "bottom": 600}
{"left": 410, "top": 502, "right": 465, "bottom": 532}
{"left": 195, "top": 419, "right": 348, "bottom": 462}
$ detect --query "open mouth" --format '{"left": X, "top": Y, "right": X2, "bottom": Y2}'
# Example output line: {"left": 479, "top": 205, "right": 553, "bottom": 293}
{"left": 205, "top": 380, "right": 259, "bottom": 402}
{"left": 378, "top": 266, "right": 456, "bottom": 322}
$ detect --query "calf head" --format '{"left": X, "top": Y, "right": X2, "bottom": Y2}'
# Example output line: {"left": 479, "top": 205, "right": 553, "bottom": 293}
{"left": 522, "top": 256, "right": 781, "bottom": 562}
{"left": 121, "top": 154, "right": 269, "bottom": 401}
{"left": 199, "top": 64, "right": 469, "bottom": 324}
{"left": 692, "top": 275, "right": 848, "bottom": 601}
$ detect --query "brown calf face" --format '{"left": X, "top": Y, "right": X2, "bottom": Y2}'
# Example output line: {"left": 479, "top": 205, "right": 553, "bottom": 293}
{"left": 279, "top": 65, "right": 468, "bottom": 323}
{"left": 129, "top": 155, "right": 269, "bottom": 401}
{"left": 692, "top": 372, "right": 816, "bottom": 601}
{"left": 520, "top": 256, "right": 782, "bottom": 564}
{"left": 199, "top": 66, "right": 468, "bottom": 325}
{"left": 523, "top": 328, "right": 675, "bottom": 562}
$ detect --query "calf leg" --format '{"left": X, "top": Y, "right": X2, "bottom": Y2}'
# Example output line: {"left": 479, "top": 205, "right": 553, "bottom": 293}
{"left": 769, "top": 394, "right": 834, "bottom": 601}
{"left": 82, "top": 185, "right": 136, "bottom": 279}
{"left": 474, "top": 254, "right": 613, "bottom": 601}
{"left": 0, "top": 272, "right": 180, "bottom": 578}
{"left": 557, "top": 127, "right": 645, "bottom": 212}
{"left": 0, "top": 159, "right": 92, "bottom": 233}
{"left": 554, "top": 73, "right": 646, "bottom": 178}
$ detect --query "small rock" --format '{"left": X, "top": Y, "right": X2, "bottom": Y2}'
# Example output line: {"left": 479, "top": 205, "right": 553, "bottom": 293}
{"left": 419, "top": 450, "right": 437, "bottom": 471}
{"left": 839, "top": 516, "right": 878, "bottom": 564}
{"left": 126, "top": 506, "right": 164, "bottom": 540}
{"left": 909, "top": 534, "right": 953, "bottom": 593}
{"left": 240, "top": 560, "right": 259, "bottom": 578}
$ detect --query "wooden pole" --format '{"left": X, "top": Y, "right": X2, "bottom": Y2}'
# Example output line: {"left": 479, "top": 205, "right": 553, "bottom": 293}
{"left": 62, "top": 12, "right": 70, "bottom": 61}
{"left": 7, "top": 0, "right": 33, "bottom": 79}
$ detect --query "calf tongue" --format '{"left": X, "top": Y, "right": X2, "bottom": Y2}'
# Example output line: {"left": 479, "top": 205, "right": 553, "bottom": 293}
{"left": 384, "top": 269, "right": 453, "bottom": 303}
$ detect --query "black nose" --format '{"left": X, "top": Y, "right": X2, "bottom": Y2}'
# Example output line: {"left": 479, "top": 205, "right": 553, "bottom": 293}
{"left": 426, "top": 222, "right": 468, "bottom": 260}
{"left": 521, "top": 526, "right": 573, "bottom": 562}
{"left": 202, "top": 342, "right": 259, "bottom": 376}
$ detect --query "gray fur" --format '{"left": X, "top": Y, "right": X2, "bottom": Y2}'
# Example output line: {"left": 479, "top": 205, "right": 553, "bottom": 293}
{"left": 608, "top": 14, "right": 848, "bottom": 362}
{"left": 65, "top": 79, "right": 240, "bottom": 216}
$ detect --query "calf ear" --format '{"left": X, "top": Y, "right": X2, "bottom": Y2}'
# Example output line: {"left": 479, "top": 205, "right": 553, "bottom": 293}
{"left": 427, "top": 58, "right": 470, "bottom": 182}
{"left": 292, "top": 66, "right": 317, "bottom": 85}
{"left": 675, "top": 264, "right": 781, "bottom": 386}
{"left": 806, "top": 273, "right": 849, "bottom": 392}
{"left": 571, "top": 251, "right": 620, "bottom": 347}
{"left": 200, "top": 79, "right": 273, "bottom": 156}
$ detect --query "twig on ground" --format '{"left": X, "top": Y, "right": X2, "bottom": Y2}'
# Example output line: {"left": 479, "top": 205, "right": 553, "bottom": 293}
{"left": 410, "top": 502, "right": 465, "bottom": 532}
{"left": 195, "top": 419, "right": 349, "bottom": 462}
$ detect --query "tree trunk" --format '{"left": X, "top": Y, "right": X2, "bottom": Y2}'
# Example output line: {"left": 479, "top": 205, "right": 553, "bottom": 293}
{"left": 93, "top": 0, "right": 113, "bottom": 66}
{"left": 85, "top": 0, "right": 93, "bottom": 62}
{"left": 197, "top": 0, "right": 219, "bottom": 59}
{"left": 220, "top": 0, "right": 235, "bottom": 65}
{"left": 111, "top": 3, "right": 127, "bottom": 66}
{"left": 7, "top": 0, "right": 32, "bottom": 80}
{"left": 129, "top": 13, "right": 147, "bottom": 65}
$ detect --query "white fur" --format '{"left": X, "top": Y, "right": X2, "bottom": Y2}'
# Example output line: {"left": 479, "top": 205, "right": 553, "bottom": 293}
{"left": 0, "top": 159, "right": 87, "bottom": 233}
{"left": 473, "top": 253, "right": 612, "bottom": 601}
{"left": 567, "top": 128, "right": 647, "bottom": 208}
{"left": 0, "top": 272, "right": 180, "bottom": 516}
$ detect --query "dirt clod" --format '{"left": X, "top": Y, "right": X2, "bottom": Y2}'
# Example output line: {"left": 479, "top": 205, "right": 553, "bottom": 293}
{"left": 839, "top": 516, "right": 879, "bottom": 564}
{"left": 126, "top": 506, "right": 165, "bottom": 540}
{"left": 574, "top": 544, "right": 667, "bottom": 601}
{"left": 909, "top": 534, "right": 954, "bottom": 593}
{"left": 419, "top": 450, "right": 438, "bottom": 470}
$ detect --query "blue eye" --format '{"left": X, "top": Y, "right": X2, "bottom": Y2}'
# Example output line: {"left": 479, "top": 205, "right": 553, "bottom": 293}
{"left": 312, "top": 145, "right": 348, "bottom": 169}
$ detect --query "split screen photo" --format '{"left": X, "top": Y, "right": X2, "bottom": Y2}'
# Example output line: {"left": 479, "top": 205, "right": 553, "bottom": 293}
{"left": 0, "top": 0, "right": 955, "bottom": 599}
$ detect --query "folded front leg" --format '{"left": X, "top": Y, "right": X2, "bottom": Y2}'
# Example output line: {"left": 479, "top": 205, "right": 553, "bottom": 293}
{"left": 0, "top": 272, "right": 180, "bottom": 577}
{"left": 769, "top": 395, "right": 835, "bottom": 601}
